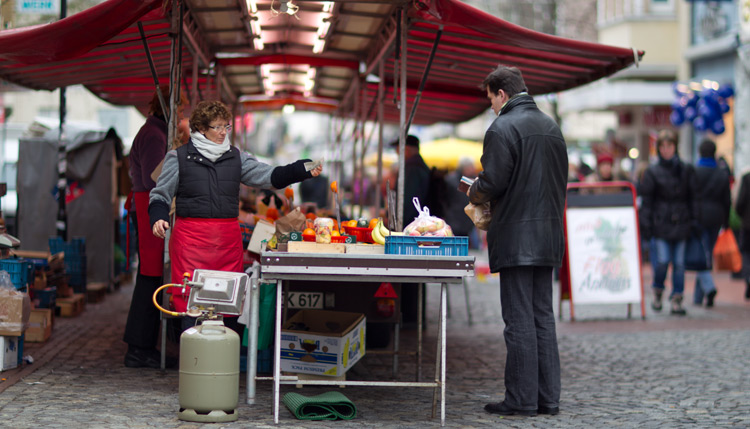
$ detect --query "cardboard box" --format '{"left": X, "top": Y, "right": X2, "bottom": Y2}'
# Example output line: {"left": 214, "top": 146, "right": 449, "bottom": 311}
{"left": 281, "top": 310, "right": 366, "bottom": 377}
{"left": 0, "top": 336, "right": 20, "bottom": 371}
{"left": 25, "top": 308, "right": 52, "bottom": 343}
{"left": 0, "top": 290, "right": 31, "bottom": 336}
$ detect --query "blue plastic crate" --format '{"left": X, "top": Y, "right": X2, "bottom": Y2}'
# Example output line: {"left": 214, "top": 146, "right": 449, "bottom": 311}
{"left": 33, "top": 287, "right": 57, "bottom": 309}
{"left": 0, "top": 258, "right": 31, "bottom": 289}
{"left": 48, "top": 237, "right": 86, "bottom": 256}
{"left": 384, "top": 236, "right": 469, "bottom": 256}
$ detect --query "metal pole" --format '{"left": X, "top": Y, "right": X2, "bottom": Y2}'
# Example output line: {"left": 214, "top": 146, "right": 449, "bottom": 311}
{"left": 138, "top": 22, "right": 169, "bottom": 124}
{"left": 405, "top": 26, "right": 442, "bottom": 135}
{"left": 273, "top": 279, "right": 283, "bottom": 423}
{"left": 246, "top": 274, "right": 260, "bottom": 404}
{"left": 396, "top": 8, "right": 407, "bottom": 231}
{"left": 375, "top": 58, "right": 384, "bottom": 215}
{"left": 56, "top": 0, "right": 68, "bottom": 241}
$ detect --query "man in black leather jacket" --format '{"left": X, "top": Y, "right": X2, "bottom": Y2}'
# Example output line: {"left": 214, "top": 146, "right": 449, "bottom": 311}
{"left": 469, "top": 65, "right": 567, "bottom": 418}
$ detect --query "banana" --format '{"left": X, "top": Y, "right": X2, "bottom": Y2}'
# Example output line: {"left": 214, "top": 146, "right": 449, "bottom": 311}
{"left": 378, "top": 219, "right": 391, "bottom": 237}
{"left": 371, "top": 223, "right": 386, "bottom": 245}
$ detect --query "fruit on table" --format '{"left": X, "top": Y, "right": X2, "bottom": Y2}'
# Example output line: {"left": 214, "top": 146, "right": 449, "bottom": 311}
{"left": 368, "top": 218, "right": 380, "bottom": 229}
{"left": 302, "top": 227, "right": 315, "bottom": 236}
{"left": 357, "top": 219, "right": 369, "bottom": 228}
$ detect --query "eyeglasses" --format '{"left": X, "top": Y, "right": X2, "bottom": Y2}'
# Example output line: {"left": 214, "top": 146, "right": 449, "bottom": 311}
{"left": 208, "top": 124, "right": 232, "bottom": 132}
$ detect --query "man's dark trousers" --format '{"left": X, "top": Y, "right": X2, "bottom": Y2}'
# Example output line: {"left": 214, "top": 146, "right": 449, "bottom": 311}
{"left": 499, "top": 265, "right": 560, "bottom": 411}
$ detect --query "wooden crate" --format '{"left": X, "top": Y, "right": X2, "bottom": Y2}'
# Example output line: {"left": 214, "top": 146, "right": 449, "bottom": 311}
{"left": 56, "top": 293, "right": 86, "bottom": 317}
{"left": 86, "top": 282, "right": 108, "bottom": 304}
{"left": 287, "top": 241, "right": 346, "bottom": 253}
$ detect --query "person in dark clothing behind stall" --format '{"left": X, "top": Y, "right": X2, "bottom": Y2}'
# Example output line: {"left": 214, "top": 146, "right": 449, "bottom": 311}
{"left": 469, "top": 65, "right": 567, "bottom": 417}
{"left": 123, "top": 85, "right": 187, "bottom": 369}
{"left": 150, "top": 100, "right": 322, "bottom": 333}
{"left": 639, "top": 129, "right": 697, "bottom": 315}
{"left": 441, "top": 157, "right": 480, "bottom": 248}
{"left": 692, "top": 139, "right": 730, "bottom": 307}
{"left": 390, "top": 134, "right": 431, "bottom": 325}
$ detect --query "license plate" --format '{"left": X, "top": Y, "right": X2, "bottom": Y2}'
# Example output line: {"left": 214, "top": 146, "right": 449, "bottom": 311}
{"left": 286, "top": 291, "right": 325, "bottom": 309}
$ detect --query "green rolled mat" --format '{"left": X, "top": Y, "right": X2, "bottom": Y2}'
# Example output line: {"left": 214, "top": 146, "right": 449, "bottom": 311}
{"left": 282, "top": 391, "right": 357, "bottom": 421}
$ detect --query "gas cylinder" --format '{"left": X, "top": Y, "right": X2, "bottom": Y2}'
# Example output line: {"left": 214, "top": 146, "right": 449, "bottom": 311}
{"left": 177, "top": 319, "right": 240, "bottom": 422}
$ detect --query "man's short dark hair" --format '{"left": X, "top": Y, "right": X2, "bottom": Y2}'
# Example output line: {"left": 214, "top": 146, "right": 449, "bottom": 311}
{"left": 481, "top": 65, "right": 528, "bottom": 97}
{"left": 699, "top": 138, "right": 716, "bottom": 159}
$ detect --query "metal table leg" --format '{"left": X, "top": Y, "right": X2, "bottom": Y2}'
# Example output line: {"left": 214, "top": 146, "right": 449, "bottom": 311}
{"left": 431, "top": 282, "right": 447, "bottom": 425}
{"left": 273, "top": 279, "right": 283, "bottom": 423}
{"left": 417, "top": 282, "right": 423, "bottom": 382}
{"left": 246, "top": 276, "right": 260, "bottom": 404}
{"left": 440, "top": 282, "right": 447, "bottom": 426}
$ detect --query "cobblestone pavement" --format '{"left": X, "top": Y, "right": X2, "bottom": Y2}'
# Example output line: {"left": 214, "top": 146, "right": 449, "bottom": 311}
{"left": 1, "top": 250, "right": 749, "bottom": 428}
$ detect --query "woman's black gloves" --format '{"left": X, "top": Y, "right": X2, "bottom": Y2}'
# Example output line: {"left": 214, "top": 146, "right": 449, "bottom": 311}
{"left": 271, "top": 159, "right": 314, "bottom": 189}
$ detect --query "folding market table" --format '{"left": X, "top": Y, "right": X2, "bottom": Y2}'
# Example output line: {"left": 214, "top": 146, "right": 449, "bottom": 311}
{"left": 246, "top": 251, "right": 475, "bottom": 426}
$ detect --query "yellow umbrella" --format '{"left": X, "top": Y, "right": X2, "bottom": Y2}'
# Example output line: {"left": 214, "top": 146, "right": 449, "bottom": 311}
{"left": 419, "top": 137, "right": 483, "bottom": 171}
{"left": 363, "top": 137, "right": 483, "bottom": 171}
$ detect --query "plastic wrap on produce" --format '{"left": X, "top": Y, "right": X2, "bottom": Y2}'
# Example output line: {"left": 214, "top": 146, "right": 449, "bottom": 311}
{"left": 403, "top": 197, "right": 454, "bottom": 237}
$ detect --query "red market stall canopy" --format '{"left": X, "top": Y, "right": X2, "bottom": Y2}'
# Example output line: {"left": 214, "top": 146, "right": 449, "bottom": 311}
{"left": 0, "top": 0, "right": 643, "bottom": 125}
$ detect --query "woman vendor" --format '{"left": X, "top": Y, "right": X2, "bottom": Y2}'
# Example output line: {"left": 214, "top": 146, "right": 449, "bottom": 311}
{"left": 149, "top": 100, "right": 322, "bottom": 330}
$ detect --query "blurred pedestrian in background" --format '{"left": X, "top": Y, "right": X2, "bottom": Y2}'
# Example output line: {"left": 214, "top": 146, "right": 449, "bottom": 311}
{"left": 733, "top": 168, "right": 750, "bottom": 300}
{"left": 585, "top": 152, "right": 615, "bottom": 183}
{"left": 691, "top": 139, "right": 730, "bottom": 307}
{"left": 639, "top": 129, "right": 696, "bottom": 315}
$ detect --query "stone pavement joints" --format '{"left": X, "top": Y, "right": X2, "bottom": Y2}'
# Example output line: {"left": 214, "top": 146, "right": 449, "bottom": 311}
{"left": 0, "top": 250, "right": 748, "bottom": 428}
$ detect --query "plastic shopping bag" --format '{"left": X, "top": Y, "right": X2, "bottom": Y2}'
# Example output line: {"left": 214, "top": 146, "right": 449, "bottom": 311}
{"left": 464, "top": 202, "right": 491, "bottom": 231}
{"left": 403, "top": 198, "right": 454, "bottom": 237}
{"left": 713, "top": 228, "right": 742, "bottom": 272}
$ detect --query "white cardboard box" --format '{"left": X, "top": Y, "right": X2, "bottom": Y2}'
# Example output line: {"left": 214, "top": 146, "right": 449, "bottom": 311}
{"left": 280, "top": 310, "right": 366, "bottom": 377}
{"left": 0, "top": 336, "right": 20, "bottom": 371}
{"left": 247, "top": 219, "right": 276, "bottom": 254}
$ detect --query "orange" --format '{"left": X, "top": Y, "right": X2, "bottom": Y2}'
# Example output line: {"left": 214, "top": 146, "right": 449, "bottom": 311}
{"left": 302, "top": 228, "right": 315, "bottom": 236}
{"left": 284, "top": 187, "right": 294, "bottom": 199}
{"left": 305, "top": 212, "right": 317, "bottom": 220}
{"left": 368, "top": 218, "right": 379, "bottom": 229}
{"left": 331, "top": 229, "right": 340, "bottom": 237}
{"left": 330, "top": 181, "right": 338, "bottom": 193}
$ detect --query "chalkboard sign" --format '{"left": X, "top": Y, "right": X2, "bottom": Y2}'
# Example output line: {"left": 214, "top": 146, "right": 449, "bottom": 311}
{"left": 561, "top": 181, "right": 645, "bottom": 320}
{"left": 565, "top": 206, "right": 642, "bottom": 304}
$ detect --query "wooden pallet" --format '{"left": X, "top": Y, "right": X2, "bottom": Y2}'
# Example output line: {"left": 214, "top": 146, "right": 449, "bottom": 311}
{"left": 86, "top": 282, "right": 108, "bottom": 303}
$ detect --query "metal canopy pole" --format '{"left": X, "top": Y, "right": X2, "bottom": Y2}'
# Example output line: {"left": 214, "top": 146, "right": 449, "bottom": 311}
{"left": 167, "top": 0, "right": 184, "bottom": 149}
{"left": 375, "top": 58, "right": 384, "bottom": 223}
{"left": 56, "top": 0, "right": 68, "bottom": 240}
{"left": 138, "top": 22, "right": 170, "bottom": 125}
{"left": 405, "top": 25, "right": 442, "bottom": 135}
{"left": 396, "top": 8, "right": 407, "bottom": 231}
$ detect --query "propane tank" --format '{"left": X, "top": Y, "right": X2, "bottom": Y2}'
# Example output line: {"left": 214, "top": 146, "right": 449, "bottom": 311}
{"left": 178, "top": 319, "right": 240, "bottom": 422}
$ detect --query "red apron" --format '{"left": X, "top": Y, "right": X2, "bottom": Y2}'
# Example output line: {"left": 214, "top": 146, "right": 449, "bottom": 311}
{"left": 169, "top": 217, "right": 243, "bottom": 313}
{"left": 134, "top": 191, "right": 165, "bottom": 276}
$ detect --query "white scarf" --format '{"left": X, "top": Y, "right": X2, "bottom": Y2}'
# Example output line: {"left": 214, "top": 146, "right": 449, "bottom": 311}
{"left": 190, "top": 131, "right": 231, "bottom": 162}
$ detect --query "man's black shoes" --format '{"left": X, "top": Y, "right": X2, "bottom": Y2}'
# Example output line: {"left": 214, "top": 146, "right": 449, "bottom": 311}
{"left": 124, "top": 347, "right": 177, "bottom": 369}
{"left": 484, "top": 401, "right": 560, "bottom": 417}
{"left": 538, "top": 405, "right": 560, "bottom": 415}
{"left": 484, "top": 402, "right": 537, "bottom": 417}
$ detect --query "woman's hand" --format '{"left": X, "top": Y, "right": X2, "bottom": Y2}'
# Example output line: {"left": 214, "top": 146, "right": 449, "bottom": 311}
{"left": 310, "top": 165, "right": 323, "bottom": 177}
{"left": 153, "top": 219, "right": 170, "bottom": 239}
